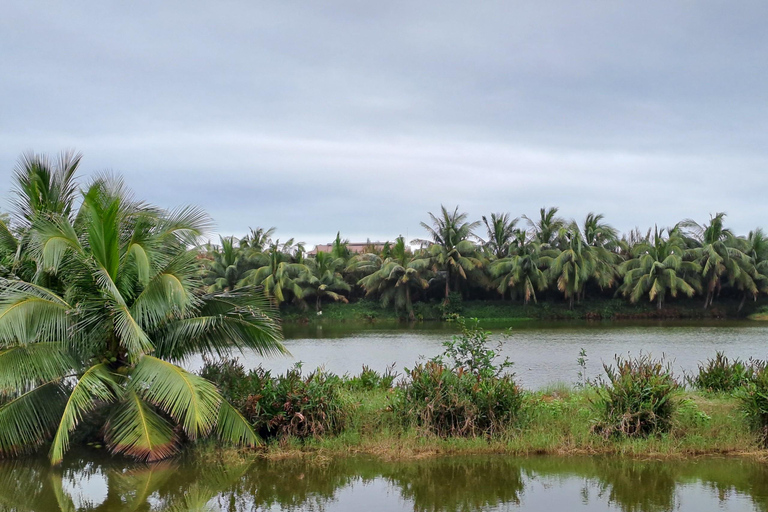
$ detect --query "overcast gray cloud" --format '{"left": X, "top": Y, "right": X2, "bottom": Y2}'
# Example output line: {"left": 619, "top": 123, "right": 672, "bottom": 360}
{"left": 2, "top": 1, "right": 767, "bottom": 246}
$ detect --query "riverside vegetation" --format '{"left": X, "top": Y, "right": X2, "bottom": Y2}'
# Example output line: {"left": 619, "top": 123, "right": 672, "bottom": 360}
{"left": 198, "top": 317, "right": 768, "bottom": 461}
{"left": 1, "top": 150, "right": 767, "bottom": 467}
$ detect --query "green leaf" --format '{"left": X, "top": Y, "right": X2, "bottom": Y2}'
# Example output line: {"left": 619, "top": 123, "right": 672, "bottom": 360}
{"left": 130, "top": 356, "right": 220, "bottom": 439}
{"left": 0, "top": 383, "right": 67, "bottom": 456}
{"left": 49, "top": 363, "right": 121, "bottom": 464}
{"left": 104, "top": 391, "right": 178, "bottom": 462}
{"left": 217, "top": 400, "right": 260, "bottom": 447}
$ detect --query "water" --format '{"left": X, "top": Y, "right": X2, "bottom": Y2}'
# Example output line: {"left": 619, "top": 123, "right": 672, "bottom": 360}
{"left": 11, "top": 451, "right": 768, "bottom": 511}
{"left": 185, "top": 320, "right": 768, "bottom": 389}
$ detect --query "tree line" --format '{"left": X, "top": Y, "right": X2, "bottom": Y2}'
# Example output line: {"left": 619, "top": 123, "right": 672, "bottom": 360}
{"left": 203, "top": 206, "right": 768, "bottom": 318}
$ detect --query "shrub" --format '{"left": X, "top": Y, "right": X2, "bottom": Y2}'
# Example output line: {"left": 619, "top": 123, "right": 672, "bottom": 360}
{"left": 201, "top": 359, "right": 346, "bottom": 440}
{"left": 737, "top": 360, "right": 768, "bottom": 444}
{"left": 392, "top": 317, "right": 521, "bottom": 436}
{"left": 593, "top": 354, "right": 678, "bottom": 438}
{"left": 689, "top": 352, "right": 755, "bottom": 392}
{"left": 345, "top": 364, "right": 398, "bottom": 391}
{"left": 438, "top": 292, "right": 464, "bottom": 318}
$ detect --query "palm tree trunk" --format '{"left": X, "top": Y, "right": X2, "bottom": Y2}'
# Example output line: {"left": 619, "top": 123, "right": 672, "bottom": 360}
{"left": 738, "top": 292, "right": 747, "bottom": 312}
{"left": 316, "top": 295, "right": 321, "bottom": 312}
{"left": 657, "top": 294, "right": 663, "bottom": 310}
{"left": 406, "top": 286, "right": 415, "bottom": 321}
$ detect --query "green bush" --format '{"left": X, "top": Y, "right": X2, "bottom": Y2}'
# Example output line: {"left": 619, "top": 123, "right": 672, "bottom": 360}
{"left": 392, "top": 361, "right": 521, "bottom": 436}
{"left": 438, "top": 292, "right": 464, "bottom": 318}
{"left": 344, "top": 365, "right": 398, "bottom": 391}
{"left": 200, "top": 359, "right": 346, "bottom": 440}
{"left": 689, "top": 352, "right": 755, "bottom": 392}
{"left": 392, "top": 317, "right": 520, "bottom": 436}
{"left": 737, "top": 360, "right": 768, "bottom": 444}
{"left": 593, "top": 354, "right": 678, "bottom": 438}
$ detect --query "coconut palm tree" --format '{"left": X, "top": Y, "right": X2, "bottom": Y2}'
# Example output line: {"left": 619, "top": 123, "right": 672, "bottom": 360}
{"left": 202, "top": 236, "right": 255, "bottom": 292}
{"left": 239, "top": 226, "right": 276, "bottom": 254}
{"left": 685, "top": 213, "right": 750, "bottom": 308}
{"left": 523, "top": 207, "right": 565, "bottom": 248}
{"left": 547, "top": 222, "right": 619, "bottom": 308}
{"left": 413, "top": 205, "right": 482, "bottom": 299}
{"left": 0, "top": 167, "right": 285, "bottom": 465}
{"left": 490, "top": 235, "right": 548, "bottom": 304}
{"left": 298, "top": 251, "right": 351, "bottom": 312}
{"left": 357, "top": 236, "right": 429, "bottom": 319}
{"left": 242, "top": 240, "right": 307, "bottom": 304}
{"left": 481, "top": 213, "right": 519, "bottom": 260}
{"left": 618, "top": 227, "right": 701, "bottom": 309}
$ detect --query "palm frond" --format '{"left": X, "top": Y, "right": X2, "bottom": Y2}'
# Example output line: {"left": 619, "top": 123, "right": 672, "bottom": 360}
{"left": 129, "top": 356, "right": 220, "bottom": 439}
{"left": 0, "top": 382, "right": 67, "bottom": 456}
{"left": 49, "top": 364, "right": 121, "bottom": 464}
{"left": 104, "top": 391, "right": 178, "bottom": 462}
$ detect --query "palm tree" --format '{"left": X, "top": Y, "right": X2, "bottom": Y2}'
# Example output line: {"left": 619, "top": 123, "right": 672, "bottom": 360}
{"left": 547, "top": 222, "right": 619, "bottom": 308}
{"left": 685, "top": 213, "right": 750, "bottom": 308}
{"left": 202, "top": 236, "right": 255, "bottom": 292}
{"left": 582, "top": 212, "right": 618, "bottom": 248}
{"left": 413, "top": 205, "right": 482, "bottom": 299}
{"left": 242, "top": 240, "right": 307, "bottom": 305}
{"left": 481, "top": 213, "right": 519, "bottom": 260}
{"left": 618, "top": 227, "right": 701, "bottom": 309}
{"left": 523, "top": 207, "right": 565, "bottom": 247}
{"left": 358, "top": 236, "right": 429, "bottom": 319}
{"left": 298, "top": 251, "right": 351, "bottom": 312}
{"left": 0, "top": 166, "right": 285, "bottom": 465}
{"left": 239, "top": 226, "right": 276, "bottom": 253}
{"left": 490, "top": 236, "right": 548, "bottom": 304}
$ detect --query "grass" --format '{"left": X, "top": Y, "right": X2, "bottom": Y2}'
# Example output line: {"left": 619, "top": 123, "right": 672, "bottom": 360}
{"left": 280, "top": 296, "right": 768, "bottom": 324}
{"left": 199, "top": 386, "right": 763, "bottom": 463}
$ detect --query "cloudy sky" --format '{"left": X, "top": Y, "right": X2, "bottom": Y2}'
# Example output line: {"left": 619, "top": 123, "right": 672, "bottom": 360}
{"left": 2, "top": 1, "right": 767, "bottom": 246}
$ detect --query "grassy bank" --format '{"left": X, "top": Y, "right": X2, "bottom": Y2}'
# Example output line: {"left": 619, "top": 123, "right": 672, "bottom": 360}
{"left": 280, "top": 297, "right": 768, "bottom": 324}
{"left": 201, "top": 387, "right": 763, "bottom": 463}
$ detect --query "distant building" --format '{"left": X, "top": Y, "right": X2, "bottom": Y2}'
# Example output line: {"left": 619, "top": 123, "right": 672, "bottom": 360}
{"left": 309, "top": 241, "right": 387, "bottom": 255}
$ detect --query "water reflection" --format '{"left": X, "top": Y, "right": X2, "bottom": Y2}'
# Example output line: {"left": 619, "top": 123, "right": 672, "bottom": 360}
{"left": 3, "top": 452, "right": 768, "bottom": 511}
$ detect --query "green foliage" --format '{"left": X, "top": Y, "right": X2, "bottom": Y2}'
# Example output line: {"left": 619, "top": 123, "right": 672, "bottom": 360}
{"left": 689, "top": 352, "right": 755, "bottom": 392}
{"left": 200, "top": 359, "right": 346, "bottom": 440}
{"left": 392, "top": 361, "right": 521, "bottom": 437}
{"left": 737, "top": 360, "right": 768, "bottom": 444}
{"left": 437, "top": 291, "right": 464, "bottom": 318}
{"left": 344, "top": 365, "right": 398, "bottom": 391}
{"left": 593, "top": 354, "right": 678, "bottom": 438}
{"left": 393, "top": 317, "right": 520, "bottom": 436}
{"left": 435, "top": 317, "right": 513, "bottom": 379}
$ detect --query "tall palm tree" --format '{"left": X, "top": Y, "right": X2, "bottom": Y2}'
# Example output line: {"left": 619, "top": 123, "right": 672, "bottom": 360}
{"left": 0, "top": 166, "right": 285, "bottom": 465}
{"left": 685, "top": 213, "right": 750, "bottom": 308}
{"left": 239, "top": 226, "right": 276, "bottom": 253}
{"left": 490, "top": 236, "right": 548, "bottom": 304}
{"left": 298, "top": 251, "right": 351, "bottom": 312}
{"left": 202, "top": 236, "right": 255, "bottom": 292}
{"left": 523, "top": 207, "right": 565, "bottom": 248}
{"left": 618, "top": 227, "right": 701, "bottom": 309}
{"left": 357, "top": 236, "right": 430, "bottom": 319}
{"left": 481, "top": 213, "right": 519, "bottom": 260}
{"left": 582, "top": 212, "right": 618, "bottom": 248}
{"left": 242, "top": 240, "right": 307, "bottom": 304}
{"left": 413, "top": 205, "right": 482, "bottom": 299}
{"left": 547, "top": 222, "right": 619, "bottom": 308}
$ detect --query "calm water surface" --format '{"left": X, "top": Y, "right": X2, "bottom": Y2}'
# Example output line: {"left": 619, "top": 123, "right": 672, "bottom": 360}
{"left": 187, "top": 320, "right": 768, "bottom": 389}
{"left": 11, "top": 451, "right": 768, "bottom": 511}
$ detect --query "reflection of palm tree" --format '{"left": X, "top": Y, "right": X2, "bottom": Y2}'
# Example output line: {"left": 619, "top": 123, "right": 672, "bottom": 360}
{"left": 413, "top": 205, "right": 482, "bottom": 299}
{"left": 0, "top": 162, "right": 284, "bottom": 464}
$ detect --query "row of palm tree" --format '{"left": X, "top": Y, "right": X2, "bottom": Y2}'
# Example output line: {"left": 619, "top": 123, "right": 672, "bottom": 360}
{"left": 204, "top": 205, "right": 768, "bottom": 316}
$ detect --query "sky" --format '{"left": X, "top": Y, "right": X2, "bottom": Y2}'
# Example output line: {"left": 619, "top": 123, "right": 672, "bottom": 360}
{"left": 2, "top": 1, "right": 767, "bottom": 247}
